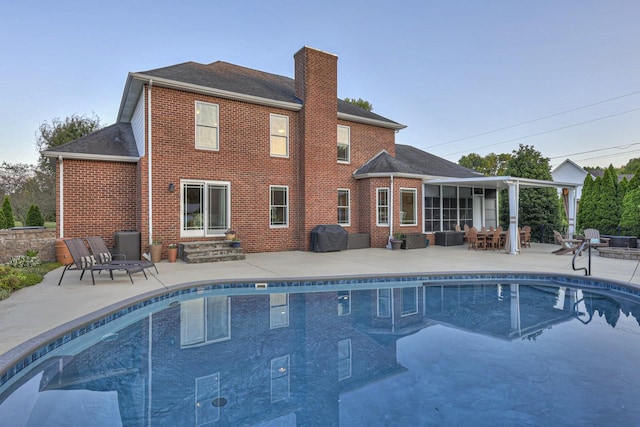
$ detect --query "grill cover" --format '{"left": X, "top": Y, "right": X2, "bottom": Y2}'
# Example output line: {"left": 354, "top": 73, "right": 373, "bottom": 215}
{"left": 310, "top": 225, "right": 348, "bottom": 252}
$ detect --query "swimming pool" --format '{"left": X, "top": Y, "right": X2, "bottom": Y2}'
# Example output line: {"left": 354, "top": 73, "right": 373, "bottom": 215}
{"left": 1, "top": 273, "right": 639, "bottom": 426}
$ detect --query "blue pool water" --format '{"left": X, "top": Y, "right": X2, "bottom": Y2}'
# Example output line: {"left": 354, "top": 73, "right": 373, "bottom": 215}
{"left": 0, "top": 275, "right": 639, "bottom": 426}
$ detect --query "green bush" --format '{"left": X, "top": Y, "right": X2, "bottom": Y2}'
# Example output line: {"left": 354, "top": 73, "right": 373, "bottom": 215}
{"left": 0, "top": 208, "right": 6, "bottom": 229}
{"left": 8, "top": 254, "right": 41, "bottom": 268}
{"left": 26, "top": 205, "right": 44, "bottom": 226}
{"left": 2, "top": 196, "right": 15, "bottom": 229}
{"left": 0, "top": 263, "right": 58, "bottom": 301}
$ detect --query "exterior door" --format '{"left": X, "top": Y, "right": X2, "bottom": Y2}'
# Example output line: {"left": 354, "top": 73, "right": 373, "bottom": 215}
{"left": 473, "top": 194, "right": 484, "bottom": 228}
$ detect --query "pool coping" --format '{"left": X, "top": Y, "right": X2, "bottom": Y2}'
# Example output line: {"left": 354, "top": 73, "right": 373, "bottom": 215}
{"left": 1, "top": 270, "right": 639, "bottom": 390}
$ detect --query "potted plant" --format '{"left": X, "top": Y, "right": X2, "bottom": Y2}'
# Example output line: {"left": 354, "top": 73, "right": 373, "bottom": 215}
{"left": 167, "top": 243, "right": 178, "bottom": 262}
{"left": 225, "top": 229, "right": 236, "bottom": 240}
{"left": 230, "top": 237, "right": 241, "bottom": 248}
{"left": 150, "top": 238, "right": 163, "bottom": 263}
{"left": 390, "top": 232, "right": 403, "bottom": 250}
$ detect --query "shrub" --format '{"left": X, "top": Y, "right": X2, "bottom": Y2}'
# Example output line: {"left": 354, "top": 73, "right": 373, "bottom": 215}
{"left": 7, "top": 254, "right": 41, "bottom": 268}
{"left": 26, "top": 205, "right": 44, "bottom": 226}
{"left": 2, "top": 196, "right": 15, "bottom": 228}
{"left": 0, "top": 263, "right": 57, "bottom": 301}
{"left": 0, "top": 208, "right": 6, "bottom": 229}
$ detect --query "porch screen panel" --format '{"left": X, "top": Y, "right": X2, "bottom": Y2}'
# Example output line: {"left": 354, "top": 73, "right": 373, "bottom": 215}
{"left": 442, "top": 186, "right": 457, "bottom": 231}
{"left": 424, "top": 185, "right": 441, "bottom": 232}
{"left": 459, "top": 187, "right": 473, "bottom": 227}
{"left": 207, "top": 184, "right": 228, "bottom": 233}
{"left": 184, "top": 184, "right": 204, "bottom": 231}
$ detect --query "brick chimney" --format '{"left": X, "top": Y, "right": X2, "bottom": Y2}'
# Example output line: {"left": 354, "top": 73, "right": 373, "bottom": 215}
{"left": 294, "top": 47, "right": 339, "bottom": 247}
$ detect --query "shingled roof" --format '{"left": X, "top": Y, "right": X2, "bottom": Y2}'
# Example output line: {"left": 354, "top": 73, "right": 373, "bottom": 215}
{"left": 354, "top": 145, "right": 481, "bottom": 179}
{"left": 123, "top": 60, "right": 403, "bottom": 128}
{"left": 41, "top": 123, "right": 139, "bottom": 161}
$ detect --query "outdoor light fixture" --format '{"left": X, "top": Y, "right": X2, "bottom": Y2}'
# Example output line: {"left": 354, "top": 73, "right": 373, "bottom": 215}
{"left": 168, "top": 183, "right": 176, "bottom": 193}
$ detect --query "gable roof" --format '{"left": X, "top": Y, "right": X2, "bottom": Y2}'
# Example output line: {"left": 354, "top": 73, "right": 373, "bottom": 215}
{"left": 119, "top": 61, "right": 405, "bottom": 130}
{"left": 41, "top": 123, "right": 139, "bottom": 162}
{"left": 354, "top": 145, "right": 482, "bottom": 179}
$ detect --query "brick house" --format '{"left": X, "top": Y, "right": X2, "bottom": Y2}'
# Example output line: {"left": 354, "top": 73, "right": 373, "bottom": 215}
{"left": 43, "top": 46, "right": 492, "bottom": 258}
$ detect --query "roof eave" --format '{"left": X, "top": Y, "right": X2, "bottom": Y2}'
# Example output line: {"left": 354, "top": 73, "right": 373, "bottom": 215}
{"left": 338, "top": 112, "right": 406, "bottom": 130}
{"left": 41, "top": 150, "right": 140, "bottom": 163}
{"left": 352, "top": 172, "right": 428, "bottom": 180}
{"left": 118, "top": 72, "right": 303, "bottom": 123}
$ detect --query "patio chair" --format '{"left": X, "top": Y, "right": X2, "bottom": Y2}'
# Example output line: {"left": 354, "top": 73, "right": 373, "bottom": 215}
{"left": 487, "top": 228, "right": 503, "bottom": 251}
{"left": 521, "top": 225, "right": 531, "bottom": 248}
{"left": 552, "top": 230, "right": 580, "bottom": 255}
{"left": 86, "top": 236, "right": 158, "bottom": 274}
{"left": 583, "top": 229, "right": 610, "bottom": 247}
{"left": 58, "top": 238, "right": 147, "bottom": 286}
{"left": 468, "top": 227, "right": 486, "bottom": 250}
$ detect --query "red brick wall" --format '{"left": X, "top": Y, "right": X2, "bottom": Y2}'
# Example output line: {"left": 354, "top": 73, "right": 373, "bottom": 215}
{"left": 57, "top": 159, "right": 137, "bottom": 247}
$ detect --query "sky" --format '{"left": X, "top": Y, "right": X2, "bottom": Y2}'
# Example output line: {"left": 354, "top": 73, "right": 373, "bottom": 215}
{"left": 2, "top": 0, "right": 640, "bottom": 169}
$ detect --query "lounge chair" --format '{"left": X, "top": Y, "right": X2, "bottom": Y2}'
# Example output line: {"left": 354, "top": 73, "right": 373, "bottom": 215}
{"left": 58, "top": 238, "right": 147, "bottom": 286}
{"left": 552, "top": 230, "right": 580, "bottom": 255}
{"left": 583, "top": 229, "right": 610, "bottom": 247}
{"left": 86, "top": 236, "right": 158, "bottom": 274}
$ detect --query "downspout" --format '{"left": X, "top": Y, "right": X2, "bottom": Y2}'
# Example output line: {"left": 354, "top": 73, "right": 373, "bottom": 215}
{"left": 389, "top": 175, "right": 395, "bottom": 243}
{"left": 58, "top": 156, "right": 63, "bottom": 238}
{"left": 147, "top": 80, "right": 153, "bottom": 246}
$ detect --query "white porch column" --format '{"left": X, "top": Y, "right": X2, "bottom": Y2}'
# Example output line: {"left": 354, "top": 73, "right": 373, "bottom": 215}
{"left": 567, "top": 187, "right": 577, "bottom": 238}
{"left": 507, "top": 180, "right": 519, "bottom": 255}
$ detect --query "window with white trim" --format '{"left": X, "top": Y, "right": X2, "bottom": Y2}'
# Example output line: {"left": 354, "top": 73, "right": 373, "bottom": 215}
{"left": 195, "top": 101, "right": 219, "bottom": 150}
{"left": 271, "top": 355, "right": 290, "bottom": 402}
{"left": 401, "top": 287, "right": 418, "bottom": 316}
{"left": 338, "top": 189, "right": 350, "bottom": 225}
{"left": 377, "top": 288, "right": 391, "bottom": 317}
{"left": 377, "top": 188, "right": 389, "bottom": 226}
{"left": 180, "top": 296, "right": 230, "bottom": 347}
{"left": 400, "top": 188, "right": 417, "bottom": 226}
{"left": 337, "top": 125, "right": 350, "bottom": 163}
{"left": 338, "top": 339, "right": 352, "bottom": 380}
{"left": 181, "top": 181, "right": 230, "bottom": 237}
{"left": 270, "top": 114, "right": 289, "bottom": 157}
{"left": 338, "top": 290, "right": 351, "bottom": 316}
{"left": 270, "top": 293, "right": 289, "bottom": 329}
{"left": 270, "top": 186, "right": 288, "bottom": 227}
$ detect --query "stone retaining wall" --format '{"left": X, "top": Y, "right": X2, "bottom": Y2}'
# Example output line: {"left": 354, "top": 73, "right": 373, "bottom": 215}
{"left": 0, "top": 228, "right": 56, "bottom": 264}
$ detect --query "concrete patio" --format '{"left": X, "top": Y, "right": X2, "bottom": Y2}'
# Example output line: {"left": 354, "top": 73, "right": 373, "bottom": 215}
{"left": 1, "top": 242, "right": 639, "bottom": 357}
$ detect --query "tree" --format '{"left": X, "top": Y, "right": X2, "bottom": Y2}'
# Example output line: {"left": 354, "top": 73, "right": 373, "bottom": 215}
{"left": 458, "top": 152, "right": 511, "bottom": 176}
{"left": 620, "top": 158, "right": 640, "bottom": 175}
{"left": 593, "top": 165, "right": 622, "bottom": 234}
{"left": 2, "top": 196, "right": 15, "bottom": 228}
{"left": 620, "top": 187, "right": 640, "bottom": 237}
{"left": 26, "top": 205, "right": 44, "bottom": 226}
{"left": 343, "top": 97, "right": 373, "bottom": 112}
{"left": 499, "top": 144, "right": 560, "bottom": 242}
{"left": 0, "top": 208, "right": 6, "bottom": 229}
{"left": 577, "top": 174, "right": 595, "bottom": 231}
{"left": 36, "top": 113, "right": 102, "bottom": 170}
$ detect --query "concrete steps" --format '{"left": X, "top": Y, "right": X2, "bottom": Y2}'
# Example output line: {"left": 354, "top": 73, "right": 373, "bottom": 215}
{"left": 179, "top": 241, "right": 245, "bottom": 264}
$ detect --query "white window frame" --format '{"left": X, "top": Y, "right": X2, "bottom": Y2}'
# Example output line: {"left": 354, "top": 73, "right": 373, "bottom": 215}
{"left": 338, "top": 339, "right": 352, "bottom": 381}
{"left": 400, "top": 188, "right": 418, "bottom": 226}
{"left": 377, "top": 288, "right": 391, "bottom": 317}
{"left": 271, "top": 355, "right": 290, "bottom": 402}
{"left": 401, "top": 287, "right": 419, "bottom": 316}
{"left": 180, "top": 180, "right": 231, "bottom": 238}
{"left": 270, "top": 113, "right": 289, "bottom": 157}
{"left": 338, "top": 290, "right": 351, "bottom": 316}
{"left": 270, "top": 185, "right": 289, "bottom": 228}
{"left": 338, "top": 188, "right": 351, "bottom": 226}
{"left": 270, "top": 293, "right": 289, "bottom": 329}
{"left": 337, "top": 125, "right": 350, "bottom": 163}
{"left": 195, "top": 101, "right": 219, "bottom": 151}
{"left": 180, "top": 296, "right": 231, "bottom": 348}
{"left": 377, "top": 187, "right": 389, "bottom": 226}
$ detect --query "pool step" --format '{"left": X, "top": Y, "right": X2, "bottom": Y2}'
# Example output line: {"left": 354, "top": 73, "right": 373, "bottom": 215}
{"left": 179, "top": 241, "right": 245, "bottom": 263}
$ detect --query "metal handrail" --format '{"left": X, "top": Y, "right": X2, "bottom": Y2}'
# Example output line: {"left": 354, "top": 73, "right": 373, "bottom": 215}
{"left": 572, "top": 240, "right": 592, "bottom": 276}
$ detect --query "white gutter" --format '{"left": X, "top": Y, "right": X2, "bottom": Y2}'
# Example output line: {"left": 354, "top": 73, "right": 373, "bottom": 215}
{"left": 337, "top": 112, "right": 406, "bottom": 131}
{"left": 148, "top": 80, "right": 153, "bottom": 246}
{"left": 58, "top": 156, "right": 63, "bottom": 238}
{"left": 389, "top": 175, "right": 394, "bottom": 245}
{"left": 42, "top": 152, "right": 139, "bottom": 163}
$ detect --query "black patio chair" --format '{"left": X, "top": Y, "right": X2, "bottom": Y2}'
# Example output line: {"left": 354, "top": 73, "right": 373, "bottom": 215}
{"left": 57, "top": 238, "right": 147, "bottom": 286}
{"left": 86, "top": 236, "right": 158, "bottom": 274}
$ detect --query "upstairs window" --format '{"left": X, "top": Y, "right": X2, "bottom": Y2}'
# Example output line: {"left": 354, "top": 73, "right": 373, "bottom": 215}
{"left": 337, "top": 125, "right": 350, "bottom": 163}
{"left": 270, "top": 114, "right": 289, "bottom": 157}
{"left": 195, "top": 101, "right": 219, "bottom": 150}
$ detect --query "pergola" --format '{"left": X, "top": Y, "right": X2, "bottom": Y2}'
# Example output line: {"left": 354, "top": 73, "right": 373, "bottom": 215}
{"left": 425, "top": 176, "right": 580, "bottom": 255}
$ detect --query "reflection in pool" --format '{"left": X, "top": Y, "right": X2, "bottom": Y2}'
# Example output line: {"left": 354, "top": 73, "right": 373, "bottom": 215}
{"left": 1, "top": 277, "right": 639, "bottom": 426}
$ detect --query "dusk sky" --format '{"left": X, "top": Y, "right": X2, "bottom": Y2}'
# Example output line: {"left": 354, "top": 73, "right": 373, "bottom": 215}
{"left": 2, "top": 0, "right": 640, "bottom": 169}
